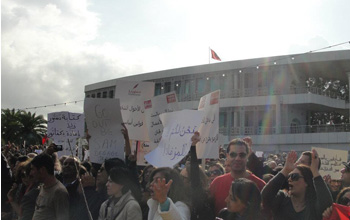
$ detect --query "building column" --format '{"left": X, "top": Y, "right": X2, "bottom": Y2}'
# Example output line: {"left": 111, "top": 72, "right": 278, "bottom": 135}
{"left": 233, "top": 73, "right": 239, "bottom": 90}
{"left": 240, "top": 107, "right": 245, "bottom": 135}
{"left": 227, "top": 108, "right": 232, "bottom": 140}
{"left": 276, "top": 96, "right": 282, "bottom": 134}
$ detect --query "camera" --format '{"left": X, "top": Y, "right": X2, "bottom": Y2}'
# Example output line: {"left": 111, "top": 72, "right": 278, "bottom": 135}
{"left": 52, "top": 144, "right": 63, "bottom": 151}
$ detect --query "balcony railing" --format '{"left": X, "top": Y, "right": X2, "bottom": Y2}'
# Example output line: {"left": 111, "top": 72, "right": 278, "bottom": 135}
{"left": 178, "top": 86, "right": 348, "bottom": 102}
{"left": 221, "top": 123, "right": 350, "bottom": 136}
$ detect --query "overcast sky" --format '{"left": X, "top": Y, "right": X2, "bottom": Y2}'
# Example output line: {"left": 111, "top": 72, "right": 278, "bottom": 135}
{"left": 2, "top": 0, "right": 350, "bottom": 119}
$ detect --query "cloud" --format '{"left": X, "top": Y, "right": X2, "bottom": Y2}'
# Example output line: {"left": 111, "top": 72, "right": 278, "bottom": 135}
{"left": 1, "top": 0, "right": 149, "bottom": 117}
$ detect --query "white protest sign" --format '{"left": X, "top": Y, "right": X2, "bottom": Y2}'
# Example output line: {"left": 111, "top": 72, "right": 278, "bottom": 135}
{"left": 256, "top": 151, "right": 264, "bottom": 158}
{"left": 47, "top": 111, "right": 84, "bottom": 156}
{"left": 144, "top": 110, "right": 204, "bottom": 168}
{"left": 144, "top": 92, "right": 180, "bottom": 143}
{"left": 84, "top": 98, "right": 124, "bottom": 164}
{"left": 115, "top": 80, "right": 155, "bottom": 142}
{"left": 197, "top": 90, "right": 220, "bottom": 159}
{"left": 312, "top": 147, "right": 348, "bottom": 180}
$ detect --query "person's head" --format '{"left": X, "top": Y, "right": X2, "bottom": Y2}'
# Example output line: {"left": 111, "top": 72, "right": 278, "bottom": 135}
{"left": 106, "top": 167, "right": 141, "bottom": 201}
{"left": 62, "top": 156, "right": 80, "bottom": 181}
{"left": 21, "top": 159, "right": 36, "bottom": 186}
{"left": 59, "top": 155, "right": 69, "bottom": 166}
{"left": 342, "top": 162, "right": 350, "bottom": 187}
{"left": 268, "top": 161, "right": 277, "bottom": 170}
{"left": 96, "top": 158, "right": 126, "bottom": 189}
{"left": 30, "top": 153, "right": 55, "bottom": 182}
{"left": 140, "top": 165, "right": 155, "bottom": 188}
{"left": 225, "top": 178, "right": 261, "bottom": 217}
{"left": 149, "top": 167, "right": 187, "bottom": 203}
{"left": 329, "top": 179, "right": 342, "bottom": 192}
{"left": 16, "top": 158, "right": 32, "bottom": 184}
{"left": 207, "top": 163, "right": 224, "bottom": 183}
{"left": 336, "top": 187, "right": 350, "bottom": 206}
{"left": 288, "top": 165, "right": 315, "bottom": 201}
{"left": 224, "top": 159, "right": 231, "bottom": 173}
{"left": 295, "top": 151, "right": 321, "bottom": 170}
{"left": 226, "top": 139, "right": 249, "bottom": 174}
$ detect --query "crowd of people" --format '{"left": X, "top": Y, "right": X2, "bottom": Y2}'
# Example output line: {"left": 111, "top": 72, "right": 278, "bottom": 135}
{"left": 2, "top": 127, "right": 350, "bottom": 220}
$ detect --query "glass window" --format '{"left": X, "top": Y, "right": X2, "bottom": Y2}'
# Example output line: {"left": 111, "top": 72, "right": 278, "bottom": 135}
{"left": 155, "top": 83, "right": 161, "bottom": 96}
{"left": 91, "top": 94, "right": 95, "bottom": 98}
{"left": 164, "top": 82, "right": 171, "bottom": 93}
{"left": 102, "top": 91, "right": 107, "bottom": 98}
{"left": 109, "top": 90, "right": 114, "bottom": 98}
{"left": 97, "top": 93, "right": 101, "bottom": 98}
{"left": 210, "top": 79, "right": 218, "bottom": 91}
{"left": 196, "top": 78, "right": 206, "bottom": 93}
{"left": 184, "top": 80, "right": 192, "bottom": 94}
{"left": 219, "top": 112, "right": 227, "bottom": 127}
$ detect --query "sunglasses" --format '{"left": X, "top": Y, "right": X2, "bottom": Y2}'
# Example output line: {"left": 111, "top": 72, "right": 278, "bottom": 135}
{"left": 229, "top": 152, "right": 247, "bottom": 159}
{"left": 288, "top": 173, "right": 304, "bottom": 181}
{"left": 207, "top": 169, "right": 222, "bottom": 176}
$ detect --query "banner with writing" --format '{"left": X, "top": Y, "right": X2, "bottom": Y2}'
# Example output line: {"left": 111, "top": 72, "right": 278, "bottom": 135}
{"left": 144, "top": 110, "right": 204, "bottom": 168}
{"left": 196, "top": 90, "right": 220, "bottom": 159}
{"left": 115, "top": 80, "right": 155, "bottom": 142}
{"left": 144, "top": 92, "right": 180, "bottom": 144}
{"left": 312, "top": 147, "right": 348, "bottom": 179}
{"left": 84, "top": 98, "right": 124, "bottom": 164}
{"left": 47, "top": 111, "right": 84, "bottom": 156}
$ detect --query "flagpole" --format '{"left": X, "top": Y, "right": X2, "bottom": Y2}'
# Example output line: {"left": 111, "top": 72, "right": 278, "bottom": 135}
{"left": 209, "top": 47, "right": 211, "bottom": 64}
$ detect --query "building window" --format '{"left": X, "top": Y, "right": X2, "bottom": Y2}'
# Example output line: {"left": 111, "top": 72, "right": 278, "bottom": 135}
{"left": 86, "top": 94, "right": 90, "bottom": 98}
{"left": 219, "top": 112, "right": 227, "bottom": 127}
{"left": 231, "top": 111, "right": 240, "bottom": 127}
{"left": 184, "top": 80, "right": 192, "bottom": 94}
{"left": 164, "top": 82, "right": 171, "bottom": 93}
{"left": 155, "top": 83, "right": 161, "bottom": 96}
{"left": 196, "top": 78, "right": 206, "bottom": 93}
{"left": 109, "top": 90, "right": 114, "bottom": 98}
{"left": 97, "top": 92, "right": 101, "bottom": 98}
{"left": 91, "top": 94, "right": 96, "bottom": 98}
{"left": 210, "top": 79, "right": 218, "bottom": 91}
{"left": 102, "top": 91, "right": 107, "bottom": 98}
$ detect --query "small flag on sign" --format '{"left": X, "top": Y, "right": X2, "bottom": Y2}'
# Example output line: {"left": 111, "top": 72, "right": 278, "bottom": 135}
{"left": 211, "top": 49, "right": 221, "bottom": 61}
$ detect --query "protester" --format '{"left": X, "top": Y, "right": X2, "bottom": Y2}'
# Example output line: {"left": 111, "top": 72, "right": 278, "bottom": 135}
{"left": 244, "top": 136, "right": 264, "bottom": 179}
{"left": 219, "top": 178, "right": 264, "bottom": 220}
{"left": 341, "top": 162, "right": 350, "bottom": 187}
{"left": 262, "top": 150, "right": 333, "bottom": 220}
{"left": 139, "top": 165, "right": 155, "bottom": 220}
{"left": 224, "top": 159, "right": 231, "bottom": 174}
{"left": 207, "top": 163, "right": 225, "bottom": 184}
{"left": 210, "top": 138, "right": 266, "bottom": 215}
{"left": 147, "top": 167, "right": 190, "bottom": 220}
{"left": 30, "top": 153, "right": 69, "bottom": 220}
{"left": 16, "top": 161, "right": 40, "bottom": 220}
{"left": 322, "top": 187, "right": 350, "bottom": 219}
{"left": 98, "top": 167, "right": 142, "bottom": 220}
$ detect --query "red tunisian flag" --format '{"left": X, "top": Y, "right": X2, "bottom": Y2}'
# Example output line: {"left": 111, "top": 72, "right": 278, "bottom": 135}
{"left": 211, "top": 49, "right": 221, "bottom": 61}
{"left": 42, "top": 134, "right": 48, "bottom": 145}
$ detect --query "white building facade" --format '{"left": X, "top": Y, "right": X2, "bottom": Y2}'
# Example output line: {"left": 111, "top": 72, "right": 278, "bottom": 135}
{"left": 85, "top": 50, "right": 350, "bottom": 155}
